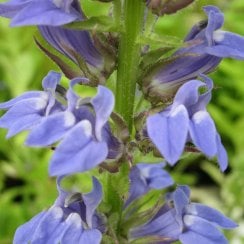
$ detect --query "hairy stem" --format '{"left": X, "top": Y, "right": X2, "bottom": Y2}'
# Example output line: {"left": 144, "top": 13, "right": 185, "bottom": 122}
{"left": 116, "top": 0, "right": 145, "bottom": 132}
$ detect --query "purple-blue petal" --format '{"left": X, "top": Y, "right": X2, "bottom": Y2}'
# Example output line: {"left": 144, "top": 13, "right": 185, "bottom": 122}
{"left": 49, "top": 120, "right": 108, "bottom": 176}
{"left": 14, "top": 206, "right": 64, "bottom": 244}
{"left": 83, "top": 177, "right": 103, "bottom": 228}
{"left": 42, "top": 70, "right": 62, "bottom": 90}
{"left": 203, "top": 6, "right": 224, "bottom": 45}
{"left": 0, "top": 98, "right": 46, "bottom": 128}
{"left": 6, "top": 113, "right": 42, "bottom": 138}
{"left": 13, "top": 211, "right": 46, "bottom": 244}
{"left": 179, "top": 229, "right": 227, "bottom": 244}
{"left": 125, "top": 162, "right": 173, "bottom": 208}
{"left": 130, "top": 208, "right": 181, "bottom": 241}
{"left": 186, "top": 203, "right": 237, "bottom": 229}
{"left": 10, "top": 0, "right": 81, "bottom": 26}
{"left": 26, "top": 111, "right": 76, "bottom": 146}
{"left": 189, "top": 110, "right": 217, "bottom": 157}
{"left": 0, "top": 0, "right": 29, "bottom": 18}
{"left": 91, "top": 86, "right": 115, "bottom": 141}
{"left": 205, "top": 31, "right": 244, "bottom": 59}
{"left": 216, "top": 133, "right": 228, "bottom": 172}
{"left": 173, "top": 79, "right": 204, "bottom": 107}
{"left": 0, "top": 91, "right": 45, "bottom": 110}
{"left": 147, "top": 105, "right": 189, "bottom": 165}
{"left": 180, "top": 215, "right": 228, "bottom": 244}
{"left": 39, "top": 26, "right": 103, "bottom": 67}
{"left": 78, "top": 229, "right": 102, "bottom": 244}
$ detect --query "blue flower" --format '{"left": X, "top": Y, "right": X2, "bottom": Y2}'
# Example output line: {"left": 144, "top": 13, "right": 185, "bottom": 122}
{"left": 0, "top": 71, "right": 120, "bottom": 175}
{"left": 0, "top": 71, "right": 63, "bottom": 138}
{"left": 147, "top": 75, "right": 228, "bottom": 171}
{"left": 0, "top": 0, "right": 82, "bottom": 26}
{"left": 38, "top": 25, "right": 104, "bottom": 73}
{"left": 130, "top": 185, "right": 237, "bottom": 244}
{"left": 144, "top": 5, "right": 244, "bottom": 101}
{"left": 13, "top": 176, "right": 104, "bottom": 244}
{"left": 26, "top": 78, "right": 117, "bottom": 176}
{"left": 124, "top": 162, "right": 174, "bottom": 208}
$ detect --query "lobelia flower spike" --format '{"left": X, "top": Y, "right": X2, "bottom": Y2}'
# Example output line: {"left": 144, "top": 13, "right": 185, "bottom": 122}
{"left": 0, "top": 71, "right": 64, "bottom": 138}
{"left": 13, "top": 176, "right": 104, "bottom": 244}
{"left": 147, "top": 75, "right": 228, "bottom": 171}
{"left": 25, "top": 76, "right": 118, "bottom": 176}
{"left": 143, "top": 5, "right": 244, "bottom": 102}
{"left": 124, "top": 162, "right": 174, "bottom": 208}
{"left": 130, "top": 185, "right": 237, "bottom": 244}
{"left": 0, "top": 0, "right": 82, "bottom": 26}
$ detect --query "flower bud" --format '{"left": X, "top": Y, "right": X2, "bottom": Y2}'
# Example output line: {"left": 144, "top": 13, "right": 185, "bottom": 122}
{"left": 147, "top": 0, "right": 195, "bottom": 16}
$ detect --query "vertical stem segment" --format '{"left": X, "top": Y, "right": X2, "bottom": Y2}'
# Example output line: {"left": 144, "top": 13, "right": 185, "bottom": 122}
{"left": 116, "top": 0, "right": 145, "bottom": 132}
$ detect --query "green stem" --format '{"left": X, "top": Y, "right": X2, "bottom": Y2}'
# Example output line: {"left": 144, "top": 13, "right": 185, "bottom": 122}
{"left": 113, "top": 0, "right": 122, "bottom": 28}
{"left": 116, "top": 0, "right": 145, "bottom": 132}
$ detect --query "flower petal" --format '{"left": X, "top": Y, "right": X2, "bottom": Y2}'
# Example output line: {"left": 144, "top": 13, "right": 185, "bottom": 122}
{"left": 189, "top": 110, "right": 217, "bottom": 157}
{"left": 216, "top": 133, "right": 228, "bottom": 172}
{"left": 0, "top": 91, "right": 45, "bottom": 110}
{"left": 0, "top": 0, "right": 29, "bottom": 18}
{"left": 6, "top": 114, "right": 42, "bottom": 138}
{"left": 180, "top": 215, "right": 228, "bottom": 244}
{"left": 186, "top": 203, "right": 237, "bottom": 229}
{"left": 42, "top": 70, "right": 62, "bottom": 90}
{"left": 91, "top": 86, "right": 115, "bottom": 141}
{"left": 49, "top": 120, "right": 108, "bottom": 176}
{"left": 147, "top": 105, "right": 189, "bottom": 165}
{"left": 130, "top": 208, "right": 180, "bottom": 240}
{"left": 203, "top": 6, "right": 224, "bottom": 45}
{"left": 13, "top": 211, "right": 46, "bottom": 244}
{"left": 11, "top": 0, "right": 81, "bottom": 26}
{"left": 26, "top": 111, "right": 76, "bottom": 146}
{"left": 0, "top": 98, "right": 46, "bottom": 128}
{"left": 39, "top": 26, "right": 103, "bottom": 67}
{"left": 173, "top": 79, "right": 204, "bottom": 107}
{"left": 83, "top": 177, "right": 103, "bottom": 228}
{"left": 205, "top": 31, "right": 244, "bottom": 59}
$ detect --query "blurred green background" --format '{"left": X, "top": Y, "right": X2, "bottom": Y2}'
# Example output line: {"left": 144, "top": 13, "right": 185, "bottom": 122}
{"left": 0, "top": 0, "right": 244, "bottom": 243}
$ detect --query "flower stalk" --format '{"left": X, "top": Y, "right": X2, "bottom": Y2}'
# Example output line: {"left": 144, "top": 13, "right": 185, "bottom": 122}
{"left": 116, "top": 0, "right": 145, "bottom": 132}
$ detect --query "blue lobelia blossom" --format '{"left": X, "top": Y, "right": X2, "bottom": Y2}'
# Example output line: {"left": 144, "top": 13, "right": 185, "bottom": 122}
{"left": 0, "top": 0, "right": 82, "bottom": 26}
{"left": 25, "top": 76, "right": 117, "bottom": 176}
{"left": 147, "top": 75, "right": 228, "bottom": 171}
{"left": 13, "top": 176, "right": 104, "bottom": 244}
{"left": 130, "top": 185, "right": 237, "bottom": 244}
{"left": 0, "top": 71, "right": 119, "bottom": 176}
{"left": 143, "top": 5, "right": 244, "bottom": 101}
{"left": 0, "top": 71, "right": 64, "bottom": 138}
{"left": 124, "top": 162, "right": 174, "bottom": 208}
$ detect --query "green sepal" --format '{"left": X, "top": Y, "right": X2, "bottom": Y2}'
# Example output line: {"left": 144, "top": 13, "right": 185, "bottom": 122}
{"left": 140, "top": 46, "right": 175, "bottom": 70}
{"left": 121, "top": 191, "right": 163, "bottom": 235}
{"left": 138, "top": 33, "right": 183, "bottom": 49}
{"left": 34, "top": 37, "right": 82, "bottom": 80}
{"left": 111, "top": 112, "right": 130, "bottom": 143}
{"left": 64, "top": 16, "right": 118, "bottom": 33}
